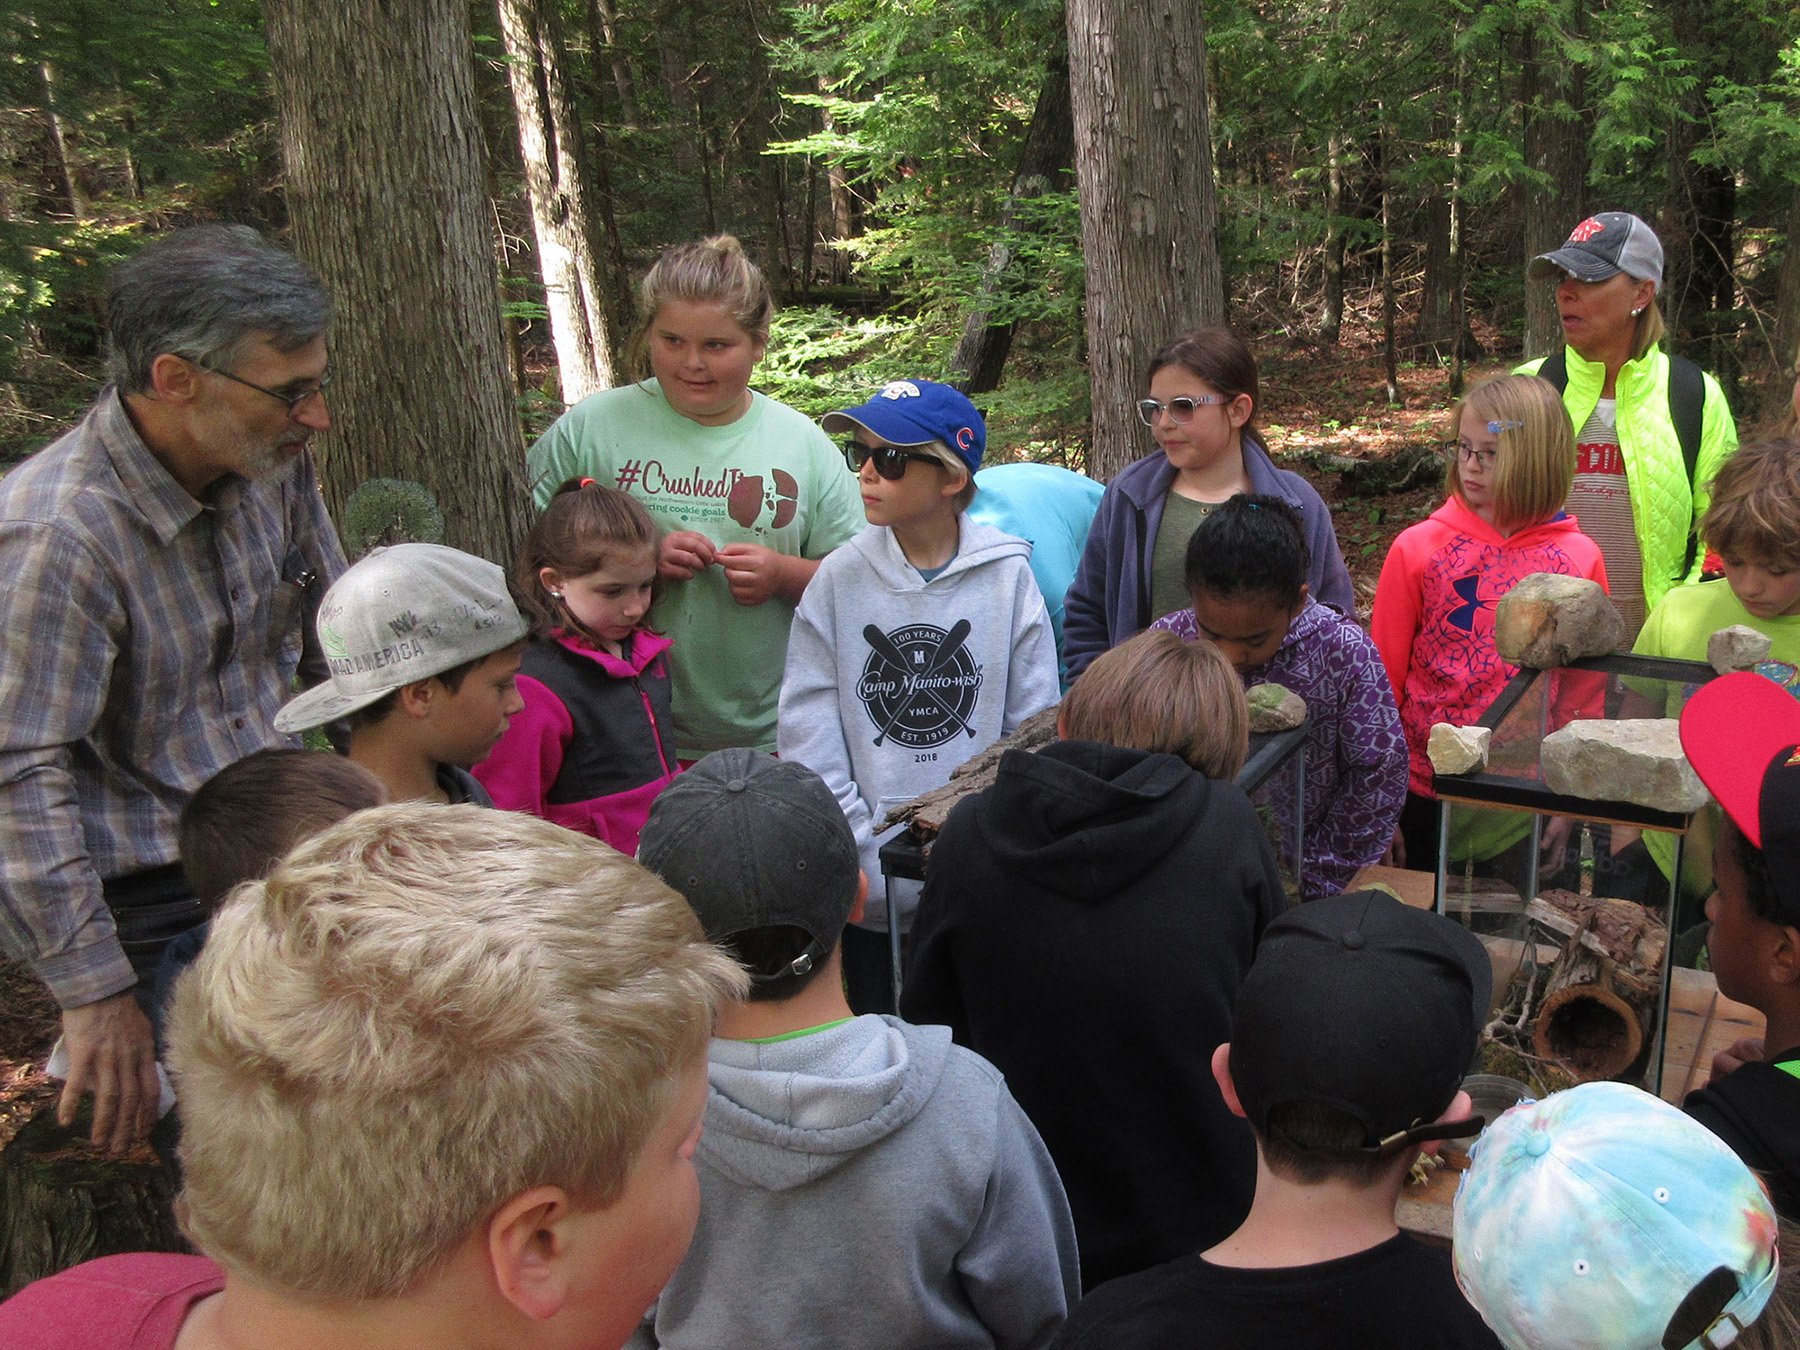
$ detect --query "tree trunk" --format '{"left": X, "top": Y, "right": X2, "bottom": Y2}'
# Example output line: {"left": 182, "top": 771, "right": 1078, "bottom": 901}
{"left": 1519, "top": 8, "right": 1587, "bottom": 361}
{"left": 1066, "top": 0, "right": 1225, "bottom": 481}
{"left": 1321, "top": 134, "right": 1347, "bottom": 347}
{"left": 1765, "top": 184, "right": 1800, "bottom": 425}
{"left": 37, "top": 60, "right": 85, "bottom": 220}
{"left": 263, "top": 0, "right": 530, "bottom": 565}
{"left": 1415, "top": 194, "right": 1454, "bottom": 347}
{"left": 1379, "top": 118, "right": 1398, "bottom": 405}
{"left": 498, "top": 0, "right": 623, "bottom": 405}
{"left": 949, "top": 51, "right": 1075, "bottom": 394}
{"left": 585, "top": 0, "right": 640, "bottom": 125}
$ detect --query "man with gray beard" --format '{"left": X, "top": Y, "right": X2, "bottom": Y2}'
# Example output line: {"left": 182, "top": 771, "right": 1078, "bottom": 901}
{"left": 0, "top": 226, "right": 346, "bottom": 1153}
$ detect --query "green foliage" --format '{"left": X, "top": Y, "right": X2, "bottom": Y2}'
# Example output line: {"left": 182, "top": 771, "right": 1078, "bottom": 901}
{"left": 0, "top": 217, "right": 133, "bottom": 377}
{"left": 340, "top": 479, "right": 447, "bottom": 558}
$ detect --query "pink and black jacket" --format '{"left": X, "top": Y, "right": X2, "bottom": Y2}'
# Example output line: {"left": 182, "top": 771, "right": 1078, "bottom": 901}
{"left": 474, "top": 629, "right": 678, "bottom": 855}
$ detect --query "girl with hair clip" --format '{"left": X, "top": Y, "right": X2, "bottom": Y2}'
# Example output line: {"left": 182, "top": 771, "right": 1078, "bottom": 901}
{"left": 1153, "top": 494, "right": 1406, "bottom": 898}
{"left": 526, "top": 236, "right": 864, "bottom": 760}
{"left": 1371, "top": 374, "right": 1609, "bottom": 875}
{"left": 1061, "top": 325, "right": 1354, "bottom": 681}
{"left": 475, "top": 479, "right": 677, "bottom": 855}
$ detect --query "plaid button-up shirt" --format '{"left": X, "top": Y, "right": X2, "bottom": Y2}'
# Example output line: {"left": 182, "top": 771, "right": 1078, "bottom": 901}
{"left": 0, "top": 390, "right": 346, "bottom": 1007}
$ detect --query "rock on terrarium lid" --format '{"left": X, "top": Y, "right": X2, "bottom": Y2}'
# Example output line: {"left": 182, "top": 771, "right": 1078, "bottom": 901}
{"left": 1539, "top": 719, "right": 1709, "bottom": 814}
{"left": 1493, "top": 574, "right": 1623, "bottom": 668}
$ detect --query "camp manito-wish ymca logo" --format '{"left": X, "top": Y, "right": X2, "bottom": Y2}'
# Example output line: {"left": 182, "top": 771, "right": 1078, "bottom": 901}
{"left": 856, "top": 620, "right": 983, "bottom": 749}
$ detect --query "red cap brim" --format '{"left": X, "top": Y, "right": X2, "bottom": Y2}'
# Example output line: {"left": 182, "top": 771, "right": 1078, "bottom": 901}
{"left": 1679, "top": 672, "right": 1800, "bottom": 849}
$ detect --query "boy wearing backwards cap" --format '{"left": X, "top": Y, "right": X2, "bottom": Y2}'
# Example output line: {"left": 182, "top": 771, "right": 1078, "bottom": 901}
{"left": 1678, "top": 670, "right": 1800, "bottom": 1216}
{"left": 1053, "top": 889, "right": 1501, "bottom": 1349}
{"left": 1454, "top": 1081, "right": 1785, "bottom": 1350}
{"left": 780, "top": 380, "right": 1057, "bottom": 1011}
{"left": 275, "top": 542, "right": 528, "bottom": 805}
{"left": 635, "top": 748, "right": 1080, "bottom": 1349}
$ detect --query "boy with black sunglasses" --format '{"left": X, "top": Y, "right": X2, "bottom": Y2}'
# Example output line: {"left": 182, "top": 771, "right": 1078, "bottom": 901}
{"left": 778, "top": 380, "right": 1058, "bottom": 1012}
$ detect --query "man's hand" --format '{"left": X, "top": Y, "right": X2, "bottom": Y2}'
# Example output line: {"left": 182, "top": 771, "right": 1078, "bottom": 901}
{"left": 57, "top": 990, "right": 158, "bottom": 1154}
{"left": 658, "top": 531, "right": 717, "bottom": 583}
{"left": 717, "top": 543, "right": 790, "bottom": 608}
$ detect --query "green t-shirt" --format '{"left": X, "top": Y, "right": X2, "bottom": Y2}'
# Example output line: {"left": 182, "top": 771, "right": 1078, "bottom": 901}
{"left": 1632, "top": 578, "right": 1800, "bottom": 893}
{"left": 528, "top": 381, "right": 866, "bottom": 757}
{"left": 1149, "top": 492, "right": 1215, "bottom": 624}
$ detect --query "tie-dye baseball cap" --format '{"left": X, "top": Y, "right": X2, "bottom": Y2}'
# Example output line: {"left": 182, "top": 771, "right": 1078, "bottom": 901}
{"left": 1453, "top": 1082, "right": 1779, "bottom": 1350}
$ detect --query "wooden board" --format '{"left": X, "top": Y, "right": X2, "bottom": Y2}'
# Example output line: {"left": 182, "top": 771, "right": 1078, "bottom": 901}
{"left": 1658, "top": 966, "right": 1764, "bottom": 1104}
{"left": 1347, "top": 864, "right": 1437, "bottom": 910}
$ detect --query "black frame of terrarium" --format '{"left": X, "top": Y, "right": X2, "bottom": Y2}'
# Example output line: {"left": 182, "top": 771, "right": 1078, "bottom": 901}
{"left": 1430, "top": 651, "right": 1718, "bottom": 1096}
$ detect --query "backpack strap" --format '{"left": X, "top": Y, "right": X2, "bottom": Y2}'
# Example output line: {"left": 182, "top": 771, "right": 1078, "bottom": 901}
{"left": 1667, "top": 353, "right": 1705, "bottom": 487}
{"left": 1539, "top": 347, "right": 1568, "bottom": 394}
{"left": 1667, "top": 353, "right": 1706, "bottom": 576}
{"left": 1542, "top": 345, "right": 1708, "bottom": 574}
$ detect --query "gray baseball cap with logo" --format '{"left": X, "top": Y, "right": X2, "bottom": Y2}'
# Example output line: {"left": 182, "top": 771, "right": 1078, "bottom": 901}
{"left": 1529, "top": 211, "right": 1664, "bottom": 286}
{"left": 274, "top": 543, "right": 527, "bottom": 734}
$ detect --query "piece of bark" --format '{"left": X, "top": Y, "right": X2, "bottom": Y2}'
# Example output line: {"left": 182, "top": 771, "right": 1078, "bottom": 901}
{"left": 881, "top": 705, "right": 1060, "bottom": 841}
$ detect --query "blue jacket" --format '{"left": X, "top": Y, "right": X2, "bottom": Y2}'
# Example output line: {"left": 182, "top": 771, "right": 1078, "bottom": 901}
{"left": 1062, "top": 436, "right": 1354, "bottom": 680}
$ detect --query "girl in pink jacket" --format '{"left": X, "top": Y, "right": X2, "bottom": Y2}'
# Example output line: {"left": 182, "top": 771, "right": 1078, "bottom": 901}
{"left": 1372, "top": 374, "right": 1608, "bottom": 873}
{"left": 476, "top": 479, "right": 678, "bottom": 854}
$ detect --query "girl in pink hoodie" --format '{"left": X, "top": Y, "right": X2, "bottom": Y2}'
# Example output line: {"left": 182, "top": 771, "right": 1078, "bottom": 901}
{"left": 1372, "top": 374, "right": 1608, "bottom": 872}
{"left": 476, "top": 479, "right": 679, "bottom": 854}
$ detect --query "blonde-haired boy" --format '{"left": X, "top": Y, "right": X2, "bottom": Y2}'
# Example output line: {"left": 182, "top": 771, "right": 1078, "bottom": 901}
{"left": 1626, "top": 437, "right": 1800, "bottom": 910}
{"left": 0, "top": 804, "right": 745, "bottom": 1350}
{"left": 780, "top": 380, "right": 1058, "bottom": 1011}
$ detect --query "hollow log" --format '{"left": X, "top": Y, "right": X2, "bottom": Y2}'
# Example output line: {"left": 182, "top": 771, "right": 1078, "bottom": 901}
{"left": 1526, "top": 891, "right": 1667, "bottom": 1082}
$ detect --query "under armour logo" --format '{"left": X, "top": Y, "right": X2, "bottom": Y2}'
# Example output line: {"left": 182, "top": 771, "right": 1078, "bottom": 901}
{"left": 1569, "top": 217, "right": 1606, "bottom": 243}
{"left": 879, "top": 381, "right": 921, "bottom": 401}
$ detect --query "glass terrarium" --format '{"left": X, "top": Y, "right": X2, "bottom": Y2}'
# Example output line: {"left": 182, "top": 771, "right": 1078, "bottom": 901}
{"left": 1430, "top": 652, "right": 1718, "bottom": 1099}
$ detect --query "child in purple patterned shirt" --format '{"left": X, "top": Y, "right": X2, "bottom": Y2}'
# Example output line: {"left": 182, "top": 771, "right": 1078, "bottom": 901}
{"left": 1153, "top": 494, "right": 1406, "bottom": 897}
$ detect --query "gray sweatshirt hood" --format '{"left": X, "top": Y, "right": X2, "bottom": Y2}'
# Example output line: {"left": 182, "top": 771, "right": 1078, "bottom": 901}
{"left": 701, "top": 1014, "right": 952, "bottom": 1191}
{"left": 842, "top": 515, "right": 1032, "bottom": 591}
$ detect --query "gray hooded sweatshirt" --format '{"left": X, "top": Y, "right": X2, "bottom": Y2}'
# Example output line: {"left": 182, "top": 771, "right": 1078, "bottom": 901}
{"left": 778, "top": 518, "right": 1059, "bottom": 931}
{"left": 630, "top": 1014, "right": 1079, "bottom": 1349}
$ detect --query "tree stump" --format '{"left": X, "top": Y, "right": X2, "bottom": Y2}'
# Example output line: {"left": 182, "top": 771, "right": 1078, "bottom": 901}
{"left": 0, "top": 957, "right": 185, "bottom": 1297}
{"left": 1525, "top": 890, "right": 1667, "bottom": 1082}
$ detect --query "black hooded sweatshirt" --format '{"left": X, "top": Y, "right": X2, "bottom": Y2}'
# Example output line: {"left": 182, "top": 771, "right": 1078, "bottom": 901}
{"left": 901, "top": 739, "right": 1287, "bottom": 1291}
{"left": 1685, "top": 1048, "right": 1800, "bottom": 1218}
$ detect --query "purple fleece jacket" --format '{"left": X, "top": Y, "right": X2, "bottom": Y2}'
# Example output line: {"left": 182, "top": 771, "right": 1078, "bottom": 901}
{"left": 1062, "top": 435, "right": 1354, "bottom": 680}
{"left": 1154, "top": 597, "right": 1405, "bottom": 897}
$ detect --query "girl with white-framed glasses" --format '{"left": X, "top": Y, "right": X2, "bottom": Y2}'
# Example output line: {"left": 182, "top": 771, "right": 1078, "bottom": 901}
{"left": 1062, "top": 326, "right": 1353, "bottom": 681}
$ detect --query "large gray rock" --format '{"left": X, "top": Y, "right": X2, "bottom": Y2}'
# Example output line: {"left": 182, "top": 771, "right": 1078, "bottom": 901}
{"left": 1428, "top": 723, "right": 1491, "bottom": 776}
{"left": 1539, "top": 719, "right": 1708, "bottom": 813}
{"left": 1493, "top": 574, "right": 1624, "bottom": 667}
{"left": 1247, "top": 682, "right": 1306, "bottom": 733}
{"left": 1708, "top": 625, "right": 1773, "bottom": 675}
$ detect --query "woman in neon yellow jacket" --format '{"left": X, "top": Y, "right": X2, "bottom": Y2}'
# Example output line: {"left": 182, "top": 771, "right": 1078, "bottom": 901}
{"left": 1515, "top": 211, "right": 1737, "bottom": 641}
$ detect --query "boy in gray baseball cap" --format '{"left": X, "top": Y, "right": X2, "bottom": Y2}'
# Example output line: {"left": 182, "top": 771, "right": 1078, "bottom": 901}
{"left": 275, "top": 543, "right": 527, "bottom": 805}
{"left": 634, "top": 748, "right": 1080, "bottom": 1348}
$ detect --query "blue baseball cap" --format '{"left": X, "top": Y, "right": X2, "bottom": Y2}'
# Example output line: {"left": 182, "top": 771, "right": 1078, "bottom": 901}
{"left": 821, "top": 380, "right": 986, "bottom": 477}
